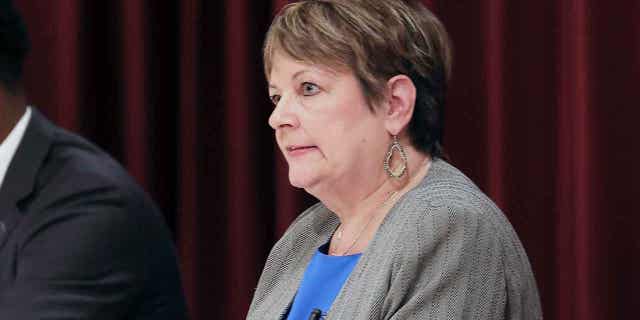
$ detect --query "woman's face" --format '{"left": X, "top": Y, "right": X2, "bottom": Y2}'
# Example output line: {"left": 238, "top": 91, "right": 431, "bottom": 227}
{"left": 268, "top": 52, "right": 389, "bottom": 191}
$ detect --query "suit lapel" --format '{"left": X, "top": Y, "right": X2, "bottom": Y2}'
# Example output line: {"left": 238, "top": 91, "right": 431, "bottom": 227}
{"left": 0, "top": 109, "right": 55, "bottom": 250}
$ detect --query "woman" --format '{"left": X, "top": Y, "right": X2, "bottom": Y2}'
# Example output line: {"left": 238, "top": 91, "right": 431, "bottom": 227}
{"left": 248, "top": 0, "right": 541, "bottom": 319}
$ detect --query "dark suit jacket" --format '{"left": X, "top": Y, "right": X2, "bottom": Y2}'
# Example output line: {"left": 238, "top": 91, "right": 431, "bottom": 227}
{"left": 0, "top": 109, "right": 188, "bottom": 319}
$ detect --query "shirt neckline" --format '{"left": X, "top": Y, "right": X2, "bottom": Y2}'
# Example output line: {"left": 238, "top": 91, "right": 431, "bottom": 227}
{"left": 0, "top": 107, "right": 32, "bottom": 189}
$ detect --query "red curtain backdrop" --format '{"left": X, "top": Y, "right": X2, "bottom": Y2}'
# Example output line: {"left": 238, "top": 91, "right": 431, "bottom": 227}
{"left": 13, "top": 0, "right": 640, "bottom": 319}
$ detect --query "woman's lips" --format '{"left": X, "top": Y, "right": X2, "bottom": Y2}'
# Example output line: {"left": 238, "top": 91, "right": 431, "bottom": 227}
{"left": 286, "top": 145, "right": 318, "bottom": 157}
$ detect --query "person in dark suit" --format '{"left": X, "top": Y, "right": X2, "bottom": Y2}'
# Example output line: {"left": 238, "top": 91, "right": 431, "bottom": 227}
{"left": 0, "top": 1, "right": 189, "bottom": 319}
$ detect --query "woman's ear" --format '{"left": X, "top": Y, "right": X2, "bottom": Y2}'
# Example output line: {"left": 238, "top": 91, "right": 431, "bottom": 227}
{"left": 383, "top": 75, "right": 416, "bottom": 136}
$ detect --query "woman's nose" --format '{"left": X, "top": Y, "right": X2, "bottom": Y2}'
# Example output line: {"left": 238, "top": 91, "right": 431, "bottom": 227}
{"left": 268, "top": 94, "right": 299, "bottom": 130}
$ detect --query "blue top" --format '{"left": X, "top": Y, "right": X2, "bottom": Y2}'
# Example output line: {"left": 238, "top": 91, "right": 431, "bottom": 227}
{"left": 286, "top": 242, "right": 361, "bottom": 319}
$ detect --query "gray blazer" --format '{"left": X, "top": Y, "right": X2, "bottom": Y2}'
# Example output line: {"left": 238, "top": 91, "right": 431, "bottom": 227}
{"left": 247, "top": 159, "right": 542, "bottom": 320}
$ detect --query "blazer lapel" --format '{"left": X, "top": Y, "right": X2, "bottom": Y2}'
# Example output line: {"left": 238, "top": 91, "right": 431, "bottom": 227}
{"left": 0, "top": 109, "right": 55, "bottom": 250}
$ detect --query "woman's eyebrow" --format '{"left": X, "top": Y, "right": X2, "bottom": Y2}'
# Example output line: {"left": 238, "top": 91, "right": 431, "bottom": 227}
{"left": 269, "top": 70, "right": 311, "bottom": 90}
{"left": 269, "top": 67, "right": 338, "bottom": 90}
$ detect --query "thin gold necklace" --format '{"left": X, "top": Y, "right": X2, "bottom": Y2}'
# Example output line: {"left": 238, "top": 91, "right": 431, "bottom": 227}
{"left": 330, "top": 158, "right": 431, "bottom": 256}
{"left": 330, "top": 190, "right": 399, "bottom": 256}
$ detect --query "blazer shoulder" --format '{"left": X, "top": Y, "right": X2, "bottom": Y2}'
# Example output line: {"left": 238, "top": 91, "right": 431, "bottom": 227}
{"left": 406, "top": 160, "right": 502, "bottom": 217}
{"left": 41, "top": 128, "right": 141, "bottom": 194}
{"left": 392, "top": 161, "right": 513, "bottom": 251}
{"left": 18, "top": 126, "right": 156, "bottom": 222}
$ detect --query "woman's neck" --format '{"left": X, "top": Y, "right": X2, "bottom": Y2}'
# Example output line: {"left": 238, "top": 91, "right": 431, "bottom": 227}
{"left": 323, "top": 147, "right": 432, "bottom": 256}
{"left": 314, "top": 145, "right": 430, "bottom": 227}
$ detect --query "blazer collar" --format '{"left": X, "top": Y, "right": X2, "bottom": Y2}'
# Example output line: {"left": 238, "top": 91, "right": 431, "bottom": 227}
{"left": 0, "top": 108, "right": 55, "bottom": 248}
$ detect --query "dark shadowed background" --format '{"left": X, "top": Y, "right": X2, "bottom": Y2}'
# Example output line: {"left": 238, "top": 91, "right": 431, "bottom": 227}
{"left": 13, "top": 0, "right": 640, "bottom": 319}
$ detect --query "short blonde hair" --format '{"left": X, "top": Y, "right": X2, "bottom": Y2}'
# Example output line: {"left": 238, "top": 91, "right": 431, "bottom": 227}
{"left": 263, "top": 0, "right": 452, "bottom": 157}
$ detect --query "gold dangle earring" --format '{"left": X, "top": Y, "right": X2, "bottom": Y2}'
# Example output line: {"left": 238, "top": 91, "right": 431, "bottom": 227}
{"left": 384, "top": 135, "right": 408, "bottom": 178}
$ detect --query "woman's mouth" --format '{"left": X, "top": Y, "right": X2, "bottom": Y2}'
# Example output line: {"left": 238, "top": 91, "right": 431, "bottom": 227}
{"left": 286, "top": 145, "right": 318, "bottom": 157}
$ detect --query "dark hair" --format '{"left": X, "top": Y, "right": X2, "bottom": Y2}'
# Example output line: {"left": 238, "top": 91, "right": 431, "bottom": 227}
{"left": 0, "top": 0, "right": 30, "bottom": 93}
{"left": 264, "top": 0, "right": 451, "bottom": 158}
{"left": 406, "top": 62, "right": 447, "bottom": 159}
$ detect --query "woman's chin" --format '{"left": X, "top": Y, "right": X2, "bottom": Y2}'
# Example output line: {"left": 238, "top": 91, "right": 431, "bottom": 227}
{"left": 288, "top": 174, "right": 312, "bottom": 189}
{"left": 287, "top": 169, "right": 320, "bottom": 189}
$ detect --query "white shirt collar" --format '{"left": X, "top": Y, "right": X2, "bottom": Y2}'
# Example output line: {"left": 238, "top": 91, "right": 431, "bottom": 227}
{"left": 0, "top": 107, "right": 32, "bottom": 189}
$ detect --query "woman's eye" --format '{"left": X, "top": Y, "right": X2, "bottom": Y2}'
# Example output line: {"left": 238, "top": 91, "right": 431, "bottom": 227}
{"left": 301, "top": 82, "right": 320, "bottom": 96}
{"left": 269, "top": 95, "right": 281, "bottom": 105}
